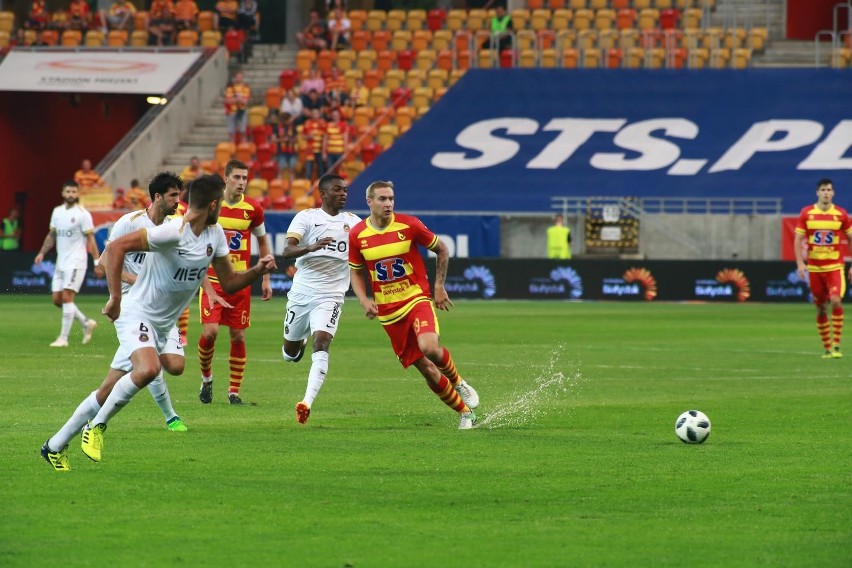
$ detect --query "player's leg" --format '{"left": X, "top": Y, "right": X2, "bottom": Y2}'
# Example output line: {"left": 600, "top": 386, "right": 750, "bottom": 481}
{"left": 49, "top": 270, "right": 72, "bottom": 346}
{"left": 198, "top": 287, "right": 222, "bottom": 403}
{"left": 411, "top": 354, "right": 475, "bottom": 430}
{"left": 42, "top": 367, "right": 125, "bottom": 471}
{"left": 414, "top": 303, "right": 480, "bottom": 409}
{"left": 148, "top": 327, "right": 187, "bottom": 430}
{"left": 829, "top": 269, "right": 845, "bottom": 357}
{"left": 810, "top": 272, "right": 833, "bottom": 357}
{"left": 82, "top": 319, "right": 165, "bottom": 462}
{"left": 63, "top": 279, "right": 98, "bottom": 344}
{"left": 222, "top": 287, "right": 251, "bottom": 404}
{"left": 281, "top": 298, "right": 313, "bottom": 423}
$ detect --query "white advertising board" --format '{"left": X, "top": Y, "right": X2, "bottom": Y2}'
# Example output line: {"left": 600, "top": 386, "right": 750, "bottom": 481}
{"left": 0, "top": 51, "right": 202, "bottom": 94}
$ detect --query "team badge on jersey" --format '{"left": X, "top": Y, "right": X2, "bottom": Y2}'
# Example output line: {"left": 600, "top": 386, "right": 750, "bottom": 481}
{"left": 397, "top": 232, "right": 406, "bottom": 241}
{"left": 140, "top": 333, "right": 149, "bottom": 342}
{"left": 343, "top": 224, "right": 350, "bottom": 233}
{"left": 206, "top": 244, "right": 213, "bottom": 256}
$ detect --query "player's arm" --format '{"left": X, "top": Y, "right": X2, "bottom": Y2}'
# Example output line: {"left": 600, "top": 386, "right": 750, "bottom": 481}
{"left": 257, "top": 232, "right": 273, "bottom": 300}
{"left": 211, "top": 253, "right": 277, "bottom": 295}
{"left": 428, "top": 238, "right": 454, "bottom": 311}
{"left": 34, "top": 228, "right": 56, "bottom": 264}
{"left": 793, "top": 230, "right": 806, "bottom": 278}
{"left": 200, "top": 274, "right": 233, "bottom": 308}
{"left": 102, "top": 229, "right": 149, "bottom": 321}
{"left": 282, "top": 235, "right": 333, "bottom": 259}
{"left": 85, "top": 231, "right": 101, "bottom": 265}
{"left": 349, "top": 265, "right": 377, "bottom": 319}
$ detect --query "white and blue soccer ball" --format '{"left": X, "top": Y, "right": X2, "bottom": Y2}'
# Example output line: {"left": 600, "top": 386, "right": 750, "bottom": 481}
{"left": 675, "top": 410, "right": 711, "bottom": 444}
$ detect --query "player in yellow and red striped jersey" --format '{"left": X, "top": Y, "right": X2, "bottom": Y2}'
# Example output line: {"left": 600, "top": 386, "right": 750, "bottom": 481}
{"left": 197, "top": 160, "right": 272, "bottom": 404}
{"left": 348, "top": 180, "right": 480, "bottom": 429}
{"left": 794, "top": 178, "right": 852, "bottom": 358}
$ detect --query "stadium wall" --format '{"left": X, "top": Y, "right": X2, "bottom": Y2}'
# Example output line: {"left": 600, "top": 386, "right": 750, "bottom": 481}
{"left": 100, "top": 48, "right": 228, "bottom": 192}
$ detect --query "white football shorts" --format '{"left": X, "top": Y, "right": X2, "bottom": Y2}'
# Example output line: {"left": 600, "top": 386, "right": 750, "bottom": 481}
{"left": 109, "top": 317, "right": 182, "bottom": 371}
{"left": 283, "top": 297, "right": 343, "bottom": 342}
{"left": 51, "top": 267, "right": 87, "bottom": 293}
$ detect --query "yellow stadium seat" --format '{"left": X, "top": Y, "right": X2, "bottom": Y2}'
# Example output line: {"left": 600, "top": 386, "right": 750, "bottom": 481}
{"left": 552, "top": 9, "right": 573, "bottom": 30}
{"left": 296, "top": 49, "right": 316, "bottom": 73}
{"left": 530, "top": 9, "right": 551, "bottom": 32}
{"left": 356, "top": 49, "right": 377, "bottom": 71}
{"left": 446, "top": 10, "right": 466, "bottom": 32}
{"left": 541, "top": 48, "right": 558, "bottom": 67}
{"left": 246, "top": 178, "right": 268, "bottom": 199}
{"left": 415, "top": 49, "right": 437, "bottom": 71}
{"left": 0, "top": 11, "right": 14, "bottom": 33}
{"left": 335, "top": 49, "right": 356, "bottom": 71}
{"left": 426, "top": 68, "right": 448, "bottom": 90}
{"left": 407, "top": 9, "right": 427, "bottom": 31}
{"left": 573, "top": 9, "right": 593, "bottom": 31}
{"left": 235, "top": 141, "right": 256, "bottom": 163}
{"left": 215, "top": 141, "right": 236, "bottom": 165}
{"left": 369, "top": 86, "right": 390, "bottom": 109}
{"left": 405, "top": 69, "right": 425, "bottom": 90}
{"left": 130, "top": 30, "right": 147, "bottom": 47}
{"left": 386, "top": 9, "right": 406, "bottom": 31}
{"left": 61, "top": 30, "right": 82, "bottom": 47}
{"left": 448, "top": 68, "right": 467, "bottom": 87}
{"left": 392, "top": 30, "right": 411, "bottom": 51}
{"left": 344, "top": 69, "right": 363, "bottom": 91}
{"left": 377, "top": 124, "right": 399, "bottom": 149}
{"left": 247, "top": 106, "right": 268, "bottom": 128}
{"left": 384, "top": 69, "right": 406, "bottom": 91}
{"left": 511, "top": 9, "right": 530, "bottom": 30}
{"left": 411, "top": 30, "right": 432, "bottom": 51}
{"left": 200, "top": 30, "right": 221, "bottom": 47}
{"left": 595, "top": 9, "right": 616, "bottom": 31}
{"left": 198, "top": 10, "right": 216, "bottom": 32}
{"left": 519, "top": 49, "right": 537, "bottom": 68}
{"left": 177, "top": 30, "right": 198, "bottom": 47}
{"left": 348, "top": 10, "right": 367, "bottom": 32}
{"left": 394, "top": 106, "right": 417, "bottom": 132}
{"left": 84, "top": 30, "right": 105, "bottom": 47}
{"left": 412, "top": 87, "right": 433, "bottom": 109}
{"left": 366, "top": 10, "right": 387, "bottom": 32}
{"left": 432, "top": 29, "right": 452, "bottom": 51}
{"left": 733, "top": 47, "right": 752, "bottom": 69}
{"left": 467, "top": 9, "right": 488, "bottom": 31}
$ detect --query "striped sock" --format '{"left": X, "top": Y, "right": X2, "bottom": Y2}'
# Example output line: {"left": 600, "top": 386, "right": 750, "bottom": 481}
{"left": 178, "top": 307, "right": 189, "bottom": 342}
{"left": 198, "top": 335, "right": 215, "bottom": 379}
{"left": 229, "top": 341, "right": 246, "bottom": 394}
{"left": 832, "top": 306, "right": 844, "bottom": 348}
{"left": 817, "top": 313, "right": 831, "bottom": 350}
{"left": 436, "top": 347, "right": 462, "bottom": 387}
{"left": 426, "top": 375, "right": 469, "bottom": 413}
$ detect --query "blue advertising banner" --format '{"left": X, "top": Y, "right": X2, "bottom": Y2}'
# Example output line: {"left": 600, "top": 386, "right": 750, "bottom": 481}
{"left": 263, "top": 212, "right": 501, "bottom": 257}
{"left": 351, "top": 69, "right": 852, "bottom": 213}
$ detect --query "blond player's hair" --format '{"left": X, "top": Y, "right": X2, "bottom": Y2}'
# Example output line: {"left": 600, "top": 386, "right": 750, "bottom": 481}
{"left": 366, "top": 180, "right": 394, "bottom": 200}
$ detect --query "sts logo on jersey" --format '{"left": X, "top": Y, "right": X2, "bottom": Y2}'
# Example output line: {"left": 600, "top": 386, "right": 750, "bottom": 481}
{"left": 375, "top": 258, "right": 405, "bottom": 282}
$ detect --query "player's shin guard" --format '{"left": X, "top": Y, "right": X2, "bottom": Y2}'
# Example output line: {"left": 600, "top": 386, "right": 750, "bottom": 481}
{"left": 426, "top": 375, "right": 469, "bottom": 413}
{"left": 817, "top": 313, "right": 832, "bottom": 350}
{"left": 436, "top": 347, "right": 462, "bottom": 387}
{"left": 198, "top": 336, "right": 215, "bottom": 379}
{"left": 229, "top": 341, "right": 246, "bottom": 395}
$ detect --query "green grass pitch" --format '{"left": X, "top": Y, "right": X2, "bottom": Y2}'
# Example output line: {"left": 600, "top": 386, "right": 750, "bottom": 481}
{"left": 1, "top": 295, "right": 849, "bottom": 567}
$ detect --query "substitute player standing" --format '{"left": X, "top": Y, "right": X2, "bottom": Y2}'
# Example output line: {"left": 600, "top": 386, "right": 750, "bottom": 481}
{"left": 34, "top": 180, "right": 100, "bottom": 347}
{"left": 348, "top": 180, "right": 480, "bottom": 429}
{"left": 197, "top": 159, "right": 273, "bottom": 405}
{"left": 281, "top": 174, "right": 361, "bottom": 424}
{"left": 794, "top": 178, "right": 852, "bottom": 358}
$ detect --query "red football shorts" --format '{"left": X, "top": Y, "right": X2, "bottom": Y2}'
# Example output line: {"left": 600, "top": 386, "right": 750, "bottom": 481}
{"left": 382, "top": 300, "right": 441, "bottom": 368}
{"left": 199, "top": 282, "right": 252, "bottom": 328}
{"left": 809, "top": 268, "right": 846, "bottom": 305}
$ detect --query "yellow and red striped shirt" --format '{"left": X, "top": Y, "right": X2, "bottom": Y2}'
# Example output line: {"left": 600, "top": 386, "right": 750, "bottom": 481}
{"left": 208, "top": 195, "right": 265, "bottom": 282}
{"left": 324, "top": 120, "right": 347, "bottom": 155}
{"left": 795, "top": 203, "right": 852, "bottom": 272}
{"left": 349, "top": 213, "right": 439, "bottom": 325}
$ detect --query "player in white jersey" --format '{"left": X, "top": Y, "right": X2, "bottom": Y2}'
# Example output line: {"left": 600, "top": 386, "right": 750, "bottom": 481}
{"left": 47, "top": 173, "right": 189, "bottom": 447}
{"left": 40, "top": 174, "right": 277, "bottom": 470}
{"left": 34, "top": 181, "right": 101, "bottom": 347}
{"left": 281, "top": 174, "right": 361, "bottom": 425}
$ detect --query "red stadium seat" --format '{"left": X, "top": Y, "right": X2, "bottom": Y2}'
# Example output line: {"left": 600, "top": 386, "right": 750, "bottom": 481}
{"left": 279, "top": 69, "right": 298, "bottom": 90}
{"left": 427, "top": 9, "right": 446, "bottom": 31}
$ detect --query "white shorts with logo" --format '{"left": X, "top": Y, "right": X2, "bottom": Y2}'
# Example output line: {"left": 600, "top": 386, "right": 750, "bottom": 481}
{"left": 283, "top": 296, "right": 343, "bottom": 342}
{"left": 51, "top": 266, "right": 87, "bottom": 293}
{"left": 109, "top": 315, "right": 183, "bottom": 372}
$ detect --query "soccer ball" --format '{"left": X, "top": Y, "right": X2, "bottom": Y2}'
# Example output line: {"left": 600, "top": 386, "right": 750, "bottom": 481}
{"left": 675, "top": 410, "right": 711, "bottom": 444}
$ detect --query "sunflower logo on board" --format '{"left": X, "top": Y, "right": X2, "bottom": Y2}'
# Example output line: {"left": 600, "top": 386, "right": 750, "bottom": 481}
{"left": 623, "top": 267, "right": 658, "bottom": 301}
{"left": 716, "top": 268, "right": 751, "bottom": 302}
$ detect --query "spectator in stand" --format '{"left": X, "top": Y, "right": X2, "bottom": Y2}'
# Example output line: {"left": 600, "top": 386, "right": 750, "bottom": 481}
{"left": 280, "top": 88, "right": 303, "bottom": 127}
{"left": 299, "top": 68, "right": 326, "bottom": 96}
{"left": 125, "top": 179, "right": 150, "bottom": 209}
{"left": 303, "top": 108, "right": 327, "bottom": 182}
{"left": 296, "top": 9, "right": 328, "bottom": 51}
{"left": 274, "top": 113, "right": 299, "bottom": 183}
{"left": 106, "top": 0, "right": 136, "bottom": 31}
{"left": 148, "top": 0, "right": 177, "bottom": 46}
{"left": 237, "top": 0, "right": 259, "bottom": 37}
{"left": 323, "top": 108, "right": 349, "bottom": 175}
{"left": 74, "top": 159, "right": 105, "bottom": 190}
{"left": 300, "top": 88, "right": 327, "bottom": 125}
{"left": 327, "top": 8, "right": 351, "bottom": 51}
{"left": 112, "top": 188, "right": 128, "bottom": 210}
{"left": 326, "top": 0, "right": 346, "bottom": 11}
{"left": 215, "top": 0, "right": 238, "bottom": 30}
{"left": 174, "top": 0, "right": 199, "bottom": 31}
{"left": 325, "top": 68, "right": 348, "bottom": 102}
{"left": 224, "top": 71, "right": 251, "bottom": 144}
{"left": 68, "top": 0, "right": 91, "bottom": 31}
{"left": 181, "top": 156, "right": 210, "bottom": 182}
{"left": 348, "top": 77, "right": 369, "bottom": 110}
{"left": 26, "top": 1, "right": 50, "bottom": 31}
{"left": 51, "top": 7, "right": 70, "bottom": 30}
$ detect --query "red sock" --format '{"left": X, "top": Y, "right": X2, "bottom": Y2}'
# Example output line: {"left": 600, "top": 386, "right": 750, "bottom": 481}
{"left": 229, "top": 341, "right": 246, "bottom": 394}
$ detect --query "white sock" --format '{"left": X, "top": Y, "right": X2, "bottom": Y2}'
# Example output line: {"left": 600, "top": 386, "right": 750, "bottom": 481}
{"left": 147, "top": 372, "right": 177, "bottom": 422}
{"left": 303, "top": 351, "right": 329, "bottom": 406}
{"left": 60, "top": 303, "right": 74, "bottom": 340}
{"left": 48, "top": 391, "right": 101, "bottom": 451}
{"left": 91, "top": 373, "right": 140, "bottom": 427}
{"left": 72, "top": 304, "right": 88, "bottom": 325}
